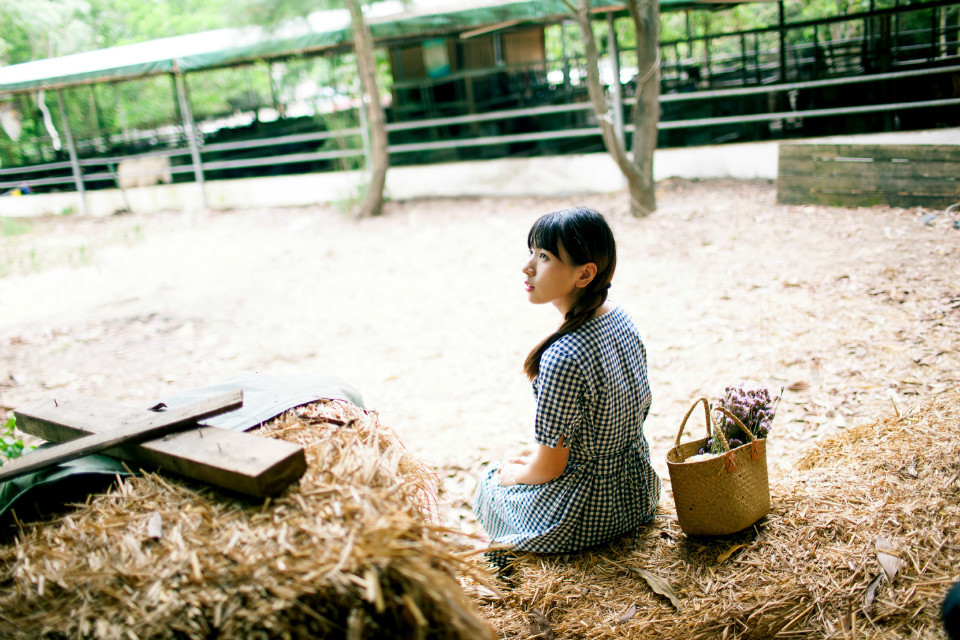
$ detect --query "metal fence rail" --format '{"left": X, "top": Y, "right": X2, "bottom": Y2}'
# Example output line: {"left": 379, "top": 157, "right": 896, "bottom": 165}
{"left": 3, "top": 2, "right": 959, "bottom": 196}
{"left": 4, "top": 59, "right": 958, "bottom": 192}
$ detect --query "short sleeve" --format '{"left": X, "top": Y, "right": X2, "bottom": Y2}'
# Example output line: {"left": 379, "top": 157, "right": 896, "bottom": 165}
{"left": 533, "top": 347, "right": 584, "bottom": 448}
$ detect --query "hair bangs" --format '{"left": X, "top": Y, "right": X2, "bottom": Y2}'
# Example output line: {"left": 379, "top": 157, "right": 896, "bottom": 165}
{"left": 527, "top": 213, "right": 564, "bottom": 260}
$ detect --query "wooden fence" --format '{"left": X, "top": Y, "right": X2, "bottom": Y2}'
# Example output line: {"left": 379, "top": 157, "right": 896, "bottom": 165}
{"left": 777, "top": 143, "right": 960, "bottom": 209}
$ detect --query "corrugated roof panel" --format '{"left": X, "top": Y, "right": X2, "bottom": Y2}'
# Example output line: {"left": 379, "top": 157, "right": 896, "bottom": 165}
{"left": 0, "top": 0, "right": 756, "bottom": 94}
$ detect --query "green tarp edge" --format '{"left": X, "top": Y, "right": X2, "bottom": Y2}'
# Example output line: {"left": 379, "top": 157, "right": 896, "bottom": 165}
{"left": 0, "top": 0, "right": 747, "bottom": 95}
{"left": 0, "top": 448, "right": 131, "bottom": 521}
{"left": 0, "top": 59, "right": 175, "bottom": 94}
{"left": 176, "top": 32, "right": 349, "bottom": 73}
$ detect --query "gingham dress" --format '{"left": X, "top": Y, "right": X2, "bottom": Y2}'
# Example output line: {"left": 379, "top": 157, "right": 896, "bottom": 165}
{"left": 473, "top": 305, "right": 661, "bottom": 553}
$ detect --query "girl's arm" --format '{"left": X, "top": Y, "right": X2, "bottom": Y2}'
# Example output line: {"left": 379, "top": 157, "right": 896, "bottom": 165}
{"left": 499, "top": 437, "right": 569, "bottom": 486}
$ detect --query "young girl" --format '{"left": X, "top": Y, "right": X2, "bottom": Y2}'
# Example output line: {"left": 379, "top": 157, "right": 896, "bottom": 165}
{"left": 473, "top": 206, "right": 660, "bottom": 554}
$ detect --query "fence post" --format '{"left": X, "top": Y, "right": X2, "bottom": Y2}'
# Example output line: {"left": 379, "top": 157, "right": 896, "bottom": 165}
{"left": 55, "top": 89, "right": 88, "bottom": 216}
{"left": 173, "top": 66, "right": 207, "bottom": 208}
{"left": 778, "top": 1, "right": 787, "bottom": 82}
{"left": 607, "top": 12, "right": 625, "bottom": 149}
{"left": 357, "top": 79, "right": 372, "bottom": 178}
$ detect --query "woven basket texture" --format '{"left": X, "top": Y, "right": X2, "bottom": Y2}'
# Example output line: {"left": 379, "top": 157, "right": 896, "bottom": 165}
{"left": 666, "top": 398, "right": 770, "bottom": 536}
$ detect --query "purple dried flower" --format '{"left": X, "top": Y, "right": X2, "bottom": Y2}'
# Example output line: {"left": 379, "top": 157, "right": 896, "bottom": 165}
{"left": 710, "top": 384, "right": 780, "bottom": 454}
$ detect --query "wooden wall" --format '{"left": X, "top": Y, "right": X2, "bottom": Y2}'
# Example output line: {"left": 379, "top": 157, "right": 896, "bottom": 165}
{"left": 502, "top": 28, "right": 545, "bottom": 64}
{"left": 390, "top": 25, "right": 545, "bottom": 81}
{"left": 777, "top": 143, "right": 960, "bottom": 209}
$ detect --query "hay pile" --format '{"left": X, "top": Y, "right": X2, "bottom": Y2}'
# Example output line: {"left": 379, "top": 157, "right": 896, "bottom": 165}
{"left": 479, "top": 392, "right": 960, "bottom": 639}
{"left": 0, "top": 400, "right": 495, "bottom": 639}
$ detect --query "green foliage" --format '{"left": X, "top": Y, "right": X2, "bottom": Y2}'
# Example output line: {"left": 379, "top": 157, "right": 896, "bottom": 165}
{"left": 1, "top": 217, "right": 31, "bottom": 236}
{"left": 334, "top": 177, "right": 390, "bottom": 217}
{"left": 0, "top": 415, "right": 27, "bottom": 464}
{"left": 0, "top": 218, "right": 31, "bottom": 238}
{"left": 318, "top": 110, "right": 363, "bottom": 171}
{"left": 0, "top": 2, "right": 33, "bottom": 66}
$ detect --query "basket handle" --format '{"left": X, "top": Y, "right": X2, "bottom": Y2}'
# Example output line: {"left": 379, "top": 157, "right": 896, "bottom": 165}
{"left": 713, "top": 406, "right": 756, "bottom": 445}
{"left": 713, "top": 406, "right": 762, "bottom": 461}
{"left": 676, "top": 400, "right": 758, "bottom": 450}
{"left": 675, "top": 397, "right": 712, "bottom": 447}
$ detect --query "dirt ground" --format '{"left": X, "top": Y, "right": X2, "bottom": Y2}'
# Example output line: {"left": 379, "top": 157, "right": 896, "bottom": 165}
{"left": 2, "top": 178, "right": 959, "bottom": 533}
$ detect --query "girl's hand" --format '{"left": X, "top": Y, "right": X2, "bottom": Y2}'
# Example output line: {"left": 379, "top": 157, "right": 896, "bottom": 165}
{"left": 498, "top": 462, "right": 525, "bottom": 487}
{"left": 499, "top": 439, "right": 570, "bottom": 486}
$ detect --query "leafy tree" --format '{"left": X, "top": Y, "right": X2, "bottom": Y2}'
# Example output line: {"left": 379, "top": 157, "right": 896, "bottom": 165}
{"left": 0, "top": 3, "right": 32, "bottom": 67}
{"left": 576, "top": 0, "right": 659, "bottom": 216}
{"left": 236, "top": 0, "right": 389, "bottom": 218}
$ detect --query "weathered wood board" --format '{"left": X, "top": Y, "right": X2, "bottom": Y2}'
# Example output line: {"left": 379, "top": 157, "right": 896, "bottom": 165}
{"left": 14, "top": 394, "right": 307, "bottom": 498}
{"left": 0, "top": 390, "right": 242, "bottom": 483}
{"left": 777, "top": 143, "right": 960, "bottom": 209}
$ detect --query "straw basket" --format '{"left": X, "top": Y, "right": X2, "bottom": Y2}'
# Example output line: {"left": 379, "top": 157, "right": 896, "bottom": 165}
{"left": 666, "top": 397, "right": 770, "bottom": 536}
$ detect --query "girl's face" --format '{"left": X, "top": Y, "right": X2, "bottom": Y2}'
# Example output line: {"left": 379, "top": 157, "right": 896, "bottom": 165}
{"left": 522, "top": 243, "right": 594, "bottom": 316}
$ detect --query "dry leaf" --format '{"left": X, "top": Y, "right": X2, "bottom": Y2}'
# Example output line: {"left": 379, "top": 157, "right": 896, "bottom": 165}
{"left": 528, "top": 609, "right": 553, "bottom": 640}
{"left": 617, "top": 604, "right": 637, "bottom": 624}
{"left": 146, "top": 512, "right": 163, "bottom": 539}
{"left": 877, "top": 551, "right": 902, "bottom": 582}
{"left": 717, "top": 544, "right": 749, "bottom": 563}
{"left": 904, "top": 459, "right": 919, "bottom": 478}
{"left": 635, "top": 568, "right": 681, "bottom": 611}
{"left": 787, "top": 381, "right": 810, "bottom": 392}
{"left": 864, "top": 574, "right": 883, "bottom": 606}
{"left": 875, "top": 536, "right": 896, "bottom": 552}
{"left": 841, "top": 607, "right": 853, "bottom": 633}
{"left": 873, "top": 537, "right": 902, "bottom": 581}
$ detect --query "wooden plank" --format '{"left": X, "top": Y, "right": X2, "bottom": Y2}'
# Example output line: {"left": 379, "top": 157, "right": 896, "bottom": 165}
{"left": 777, "top": 187, "right": 888, "bottom": 207}
{"left": 778, "top": 143, "right": 960, "bottom": 209}
{"left": 2, "top": 391, "right": 243, "bottom": 484}
{"left": 779, "top": 158, "right": 960, "bottom": 181}
{"left": 780, "top": 143, "right": 960, "bottom": 163}
{"left": 776, "top": 187, "right": 956, "bottom": 209}
{"left": 778, "top": 173, "right": 960, "bottom": 198}
{"left": 13, "top": 394, "right": 307, "bottom": 497}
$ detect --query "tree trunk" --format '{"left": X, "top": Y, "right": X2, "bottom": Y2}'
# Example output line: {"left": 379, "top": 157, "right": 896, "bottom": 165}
{"left": 347, "top": 0, "right": 389, "bottom": 217}
{"left": 627, "top": 0, "right": 660, "bottom": 215}
{"left": 576, "top": 0, "right": 659, "bottom": 216}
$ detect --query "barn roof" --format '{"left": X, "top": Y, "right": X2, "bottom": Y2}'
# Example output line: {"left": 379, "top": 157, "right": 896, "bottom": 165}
{"left": 0, "top": 0, "right": 761, "bottom": 95}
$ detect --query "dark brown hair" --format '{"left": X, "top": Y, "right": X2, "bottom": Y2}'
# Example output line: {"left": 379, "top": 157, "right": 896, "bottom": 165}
{"left": 523, "top": 207, "right": 617, "bottom": 380}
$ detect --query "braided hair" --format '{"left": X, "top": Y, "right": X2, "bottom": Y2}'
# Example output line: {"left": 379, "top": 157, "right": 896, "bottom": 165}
{"left": 523, "top": 207, "right": 617, "bottom": 380}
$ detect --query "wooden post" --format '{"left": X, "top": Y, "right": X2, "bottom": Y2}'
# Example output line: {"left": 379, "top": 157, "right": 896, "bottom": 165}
{"left": 267, "top": 62, "right": 284, "bottom": 118}
{"left": 778, "top": 1, "right": 787, "bottom": 83}
{"left": 704, "top": 36, "right": 712, "bottom": 87}
{"left": 55, "top": 89, "right": 88, "bottom": 216}
{"left": 740, "top": 33, "right": 748, "bottom": 86}
{"left": 172, "top": 66, "right": 207, "bottom": 208}
{"left": 357, "top": 78, "right": 372, "bottom": 176}
{"left": 89, "top": 85, "right": 104, "bottom": 147}
{"left": 561, "top": 22, "right": 571, "bottom": 97}
{"left": 754, "top": 32, "right": 762, "bottom": 84}
{"left": 894, "top": 0, "right": 901, "bottom": 61}
{"left": 607, "top": 12, "right": 624, "bottom": 149}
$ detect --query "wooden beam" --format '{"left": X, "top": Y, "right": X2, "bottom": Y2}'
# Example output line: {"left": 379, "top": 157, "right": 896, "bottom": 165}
{"left": 1, "top": 390, "right": 243, "bottom": 484}
{"left": 13, "top": 393, "right": 307, "bottom": 498}
{"left": 460, "top": 19, "right": 525, "bottom": 40}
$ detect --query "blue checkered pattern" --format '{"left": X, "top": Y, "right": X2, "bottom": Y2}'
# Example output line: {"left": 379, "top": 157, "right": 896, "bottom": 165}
{"left": 473, "top": 305, "right": 661, "bottom": 553}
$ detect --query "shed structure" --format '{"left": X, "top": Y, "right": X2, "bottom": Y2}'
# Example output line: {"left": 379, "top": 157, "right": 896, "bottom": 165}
{"left": 0, "top": 0, "right": 958, "bottom": 212}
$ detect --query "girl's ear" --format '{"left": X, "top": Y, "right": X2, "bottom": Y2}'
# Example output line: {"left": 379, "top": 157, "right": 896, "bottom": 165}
{"left": 575, "top": 262, "right": 598, "bottom": 288}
